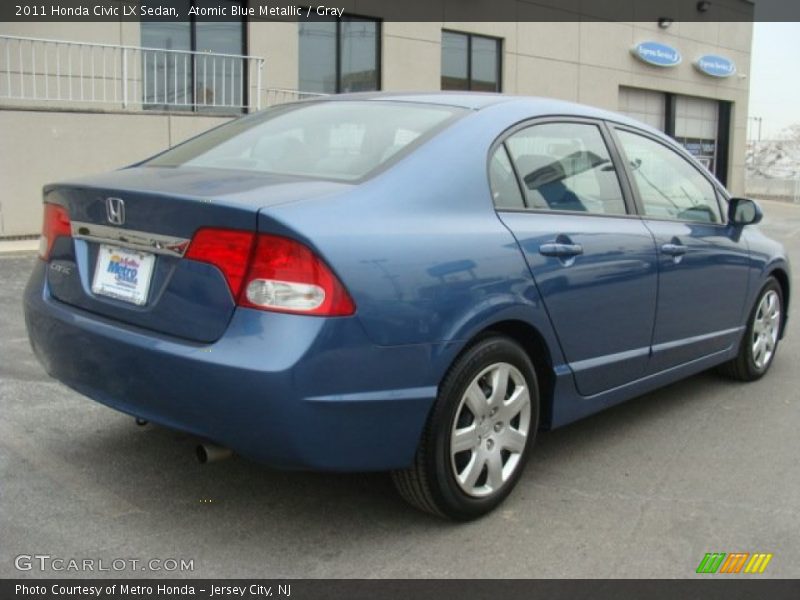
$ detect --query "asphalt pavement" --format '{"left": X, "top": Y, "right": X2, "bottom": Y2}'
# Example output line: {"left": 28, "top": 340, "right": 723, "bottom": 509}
{"left": 1, "top": 200, "right": 798, "bottom": 578}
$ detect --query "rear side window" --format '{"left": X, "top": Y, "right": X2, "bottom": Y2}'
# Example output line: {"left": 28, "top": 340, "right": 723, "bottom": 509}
{"left": 145, "top": 101, "right": 466, "bottom": 181}
{"left": 489, "top": 145, "right": 525, "bottom": 209}
{"left": 503, "top": 122, "right": 627, "bottom": 215}
{"left": 616, "top": 129, "right": 722, "bottom": 224}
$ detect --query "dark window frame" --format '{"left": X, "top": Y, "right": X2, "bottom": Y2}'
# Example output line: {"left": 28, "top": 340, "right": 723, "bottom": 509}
{"left": 141, "top": 0, "right": 249, "bottom": 113}
{"left": 441, "top": 29, "right": 503, "bottom": 93}
{"left": 299, "top": 12, "right": 382, "bottom": 94}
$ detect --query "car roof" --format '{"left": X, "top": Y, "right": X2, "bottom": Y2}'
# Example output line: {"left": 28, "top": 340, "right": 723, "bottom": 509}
{"left": 319, "top": 91, "right": 664, "bottom": 136}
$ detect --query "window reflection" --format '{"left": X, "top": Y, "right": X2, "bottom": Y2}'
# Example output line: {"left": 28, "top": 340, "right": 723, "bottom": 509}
{"left": 617, "top": 130, "right": 722, "bottom": 224}
{"left": 504, "top": 123, "right": 626, "bottom": 215}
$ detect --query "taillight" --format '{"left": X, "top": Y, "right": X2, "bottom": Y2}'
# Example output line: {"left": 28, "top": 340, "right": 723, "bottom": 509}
{"left": 185, "top": 229, "right": 355, "bottom": 317}
{"left": 185, "top": 228, "right": 255, "bottom": 298}
{"left": 38, "top": 203, "right": 72, "bottom": 260}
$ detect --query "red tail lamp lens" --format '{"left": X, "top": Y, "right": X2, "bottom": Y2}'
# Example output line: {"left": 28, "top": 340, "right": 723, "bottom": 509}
{"left": 39, "top": 203, "right": 72, "bottom": 260}
{"left": 185, "top": 229, "right": 355, "bottom": 317}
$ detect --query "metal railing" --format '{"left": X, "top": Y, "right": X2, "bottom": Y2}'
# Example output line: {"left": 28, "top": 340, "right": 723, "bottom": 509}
{"left": 0, "top": 34, "right": 267, "bottom": 112}
{"left": 745, "top": 176, "right": 800, "bottom": 203}
{"left": 263, "top": 87, "right": 327, "bottom": 107}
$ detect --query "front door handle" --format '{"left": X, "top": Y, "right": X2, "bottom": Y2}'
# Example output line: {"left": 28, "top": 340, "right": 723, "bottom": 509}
{"left": 661, "top": 243, "right": 687, "bottom": 256}
{"left": 539, "top": 242, "right": 584, "bottom": 258}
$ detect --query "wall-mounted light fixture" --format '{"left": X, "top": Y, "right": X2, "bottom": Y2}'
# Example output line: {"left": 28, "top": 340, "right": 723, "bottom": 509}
{"left": 658, "top": 18, "right": 674, "bottom": 29}
{"left": 697, "top": 1, "right": 711, "bottom": 13}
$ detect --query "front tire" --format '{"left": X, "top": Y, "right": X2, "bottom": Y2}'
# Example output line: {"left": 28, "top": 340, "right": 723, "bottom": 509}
{"left": 392, "top": 336, "right": 539, "bottom": 520}
{"left": 718, "top": 277, "right": 783, "bottom": 381}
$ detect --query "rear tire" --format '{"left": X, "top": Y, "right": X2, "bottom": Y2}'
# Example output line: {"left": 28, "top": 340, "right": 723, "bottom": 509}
{"left": 392, "top": 335, "right": 539, "bottom": 520}
{"left": 718, "top": 278, "right": 783, "bottom": 381}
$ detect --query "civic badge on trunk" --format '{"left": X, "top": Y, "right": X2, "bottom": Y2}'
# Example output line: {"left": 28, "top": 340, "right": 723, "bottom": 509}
{"left": 106, "top": 197, "right": 125, "bottom": 226}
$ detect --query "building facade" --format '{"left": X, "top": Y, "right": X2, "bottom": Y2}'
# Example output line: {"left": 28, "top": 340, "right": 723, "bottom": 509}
{"left": 0, "top": 5, "right": 753, "bottom": 236}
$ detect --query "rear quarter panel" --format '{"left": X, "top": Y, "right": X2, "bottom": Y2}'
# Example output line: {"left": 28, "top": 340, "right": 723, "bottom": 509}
{"left": 257, "top": 104, "right": 567, "bottom": 382}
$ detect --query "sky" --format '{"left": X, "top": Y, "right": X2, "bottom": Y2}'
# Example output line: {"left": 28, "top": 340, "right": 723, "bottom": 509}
{"left": 748, "top": 22, "right": 800, "bottom": 140}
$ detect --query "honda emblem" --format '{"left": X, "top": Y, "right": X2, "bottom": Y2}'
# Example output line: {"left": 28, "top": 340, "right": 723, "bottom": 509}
{"left": 105, "top": 197, "right": 125, "bottom": 226}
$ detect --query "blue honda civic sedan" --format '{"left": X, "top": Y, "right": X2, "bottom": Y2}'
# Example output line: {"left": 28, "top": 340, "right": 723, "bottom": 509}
{"left": 24, "top": 93, "right": 790, "bottom": 519}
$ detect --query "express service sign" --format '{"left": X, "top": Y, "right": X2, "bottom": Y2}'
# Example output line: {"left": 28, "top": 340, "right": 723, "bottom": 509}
{"left": 694, "top": 54, "right": 737, "bottom": 78}
{"left": 631, "top": 41, "right": 682, "bottom": 67}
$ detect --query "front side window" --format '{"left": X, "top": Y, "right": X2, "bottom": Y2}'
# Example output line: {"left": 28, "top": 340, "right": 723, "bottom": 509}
{"left": 441, "top": 31, "right": 501, "bottom": 92}
{"left": 299, "top": 16, "right": 380, "bottom": 94}
{"left": 616, "top": 130, "right": 722, "bottom": 224}
{"left": 503, "top": 122, "right": 627, "bottom": 215}
{"left": 145, "top": 101, "right": 465, "bottom": 181}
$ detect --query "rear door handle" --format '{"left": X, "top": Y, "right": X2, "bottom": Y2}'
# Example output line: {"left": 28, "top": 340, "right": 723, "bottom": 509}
{"left": 661, "top": 243, "right": 687, "bottom": 256}
{"left": 539, "top": 243, "right": 584, "bottom": 258}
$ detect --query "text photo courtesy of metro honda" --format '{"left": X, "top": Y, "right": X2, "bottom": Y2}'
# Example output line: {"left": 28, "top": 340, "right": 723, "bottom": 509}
{"left": 24, "top": 93, "right": 790, "bottom": 520}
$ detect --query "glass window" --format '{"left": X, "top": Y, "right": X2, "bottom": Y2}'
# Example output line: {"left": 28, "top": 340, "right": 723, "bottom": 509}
{"left": 194, "top": 3, "right": 246, "bottom": 112}
{"left": 299, "top": 16, "right": 381, "bottom": 94}
{"left": 471, "top": 36, "right": 500, "bottom": 92}
{"left": 504, "top": 123, "right": 626, "bottom": 215}
{"left": 340, "top": 19, "right": 379, "bottom": 93}
{"left": 616, "top": 130, "right": 722, "bottom": 224}
{"left": 441, "top": 31, "right": 469, "bottom": 90}
{"left": 145, "top": 101, "right": 465, "bottom": 182}
{"left": 489, "top": 146, "right": 524, "bottom": 209}
{"left": 140, "top": 1, "right": 245, "bottom": 112}
{"left": 140, "top": 15, "right": 191, "bottom": 110}
{"left": 441, "top": 31, "right": 501, "bottom": 92}
{"left": 298, "top": 21, "right": 337, "bottom": 94}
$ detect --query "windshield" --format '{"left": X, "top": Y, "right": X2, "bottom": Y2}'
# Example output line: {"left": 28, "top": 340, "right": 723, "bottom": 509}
{"left": 145, "top": 101, "right": 466, "bottom": 181}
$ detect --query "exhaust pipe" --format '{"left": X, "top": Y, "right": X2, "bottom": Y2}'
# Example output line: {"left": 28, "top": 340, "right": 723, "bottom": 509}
{"left": 196, "top": 443, "right": 233, "bottom": 464}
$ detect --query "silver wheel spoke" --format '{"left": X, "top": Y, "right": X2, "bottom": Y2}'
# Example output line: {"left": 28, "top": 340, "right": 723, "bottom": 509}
{"left": 459, "top": 452, "right": 485, "bottom": 489}
{"left": 502, "top": 385, "right": 529, "bottom": 421}
{"left": 488, "top": 364, "right": 510, "bottom": 407}
{"left": 753, "top": 319, "right": 764, "bottom": 336}
{"left": 753, "top": 337, "right": 764, "bottom": 363}
{"left": 486, "top": 450, "right": 504, "bottom": 491}
{"left": 451, "top": 426, "right": 480, "bottom": 454}
{"left": 500, "top": 428, "right": 527, "bottom": 454}
{"left": 464, "top": 382, "right": 487, "bottom": 417}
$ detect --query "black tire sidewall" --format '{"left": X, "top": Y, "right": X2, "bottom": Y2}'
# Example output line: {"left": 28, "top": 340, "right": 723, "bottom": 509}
{"left": 425, "top": 336, "right": 540, "bottom": 520}
{"left": 743, "top": 278, "right": 783, "bottom": 378}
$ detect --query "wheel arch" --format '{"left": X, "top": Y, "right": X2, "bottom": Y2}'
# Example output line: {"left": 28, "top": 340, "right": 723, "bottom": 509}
{"left": 767, "top": 267, "right": 790, "bottom": 338}
{"left": 459, "top": 319, "right": 557, "bottom": 430}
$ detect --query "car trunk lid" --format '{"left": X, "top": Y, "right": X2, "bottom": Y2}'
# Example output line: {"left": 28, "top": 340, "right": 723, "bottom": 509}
{"left": 43, "top": 166, "right": 350, "bottom": 343}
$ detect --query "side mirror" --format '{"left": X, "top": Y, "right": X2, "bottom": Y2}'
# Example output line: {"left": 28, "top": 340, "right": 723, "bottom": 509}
{"left": 728, "top": 197, "right": 763, "bottom": 226}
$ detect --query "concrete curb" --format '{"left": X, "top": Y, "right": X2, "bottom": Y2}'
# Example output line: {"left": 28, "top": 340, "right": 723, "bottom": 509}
{"left": 0, "top": 238, "right": 39, "bottom": 254}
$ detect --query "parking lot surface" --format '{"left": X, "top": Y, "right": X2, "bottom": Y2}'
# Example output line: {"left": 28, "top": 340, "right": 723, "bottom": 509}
{"left": 1, "top": 200, "right": 799, "bottom": 578}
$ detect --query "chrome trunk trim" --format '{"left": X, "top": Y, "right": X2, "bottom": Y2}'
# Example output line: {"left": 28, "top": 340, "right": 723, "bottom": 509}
{"left": 71, "top": 222, "right": 191, "bottom": 257}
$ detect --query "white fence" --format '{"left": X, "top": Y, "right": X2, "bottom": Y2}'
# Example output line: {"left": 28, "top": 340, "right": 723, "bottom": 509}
{"left": 0, "top": 35, "right": 327, "bottom": 112}
{"left": 745, "top": 176, "right": 800, "bottom": 203}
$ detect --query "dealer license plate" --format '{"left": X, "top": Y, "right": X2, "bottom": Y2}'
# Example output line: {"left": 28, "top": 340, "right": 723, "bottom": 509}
{"left": 91, "top": 244, "right": 156, "bottom": 306}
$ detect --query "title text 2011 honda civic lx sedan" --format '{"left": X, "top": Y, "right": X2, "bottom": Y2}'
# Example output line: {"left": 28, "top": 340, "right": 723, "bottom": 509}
{"left": 24, "top": 93, "right": 791, "bottom": 519}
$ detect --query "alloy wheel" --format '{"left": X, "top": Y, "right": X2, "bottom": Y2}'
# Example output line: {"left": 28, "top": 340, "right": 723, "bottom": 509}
{"left": 449, "top": 362, "right": 531, "bottom": 498}
{"left": 752, "top": 289, "right": 781, "bottom": 370}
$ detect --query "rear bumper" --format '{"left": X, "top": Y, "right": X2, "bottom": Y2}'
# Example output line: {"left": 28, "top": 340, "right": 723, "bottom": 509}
{"left": 24, "top": 261, "right": 439, "bottom": 471}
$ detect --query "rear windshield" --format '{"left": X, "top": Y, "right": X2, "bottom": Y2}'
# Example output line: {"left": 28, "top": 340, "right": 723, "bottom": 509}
{"left": 145, "top": 101, "right": 466, "bottom": 181}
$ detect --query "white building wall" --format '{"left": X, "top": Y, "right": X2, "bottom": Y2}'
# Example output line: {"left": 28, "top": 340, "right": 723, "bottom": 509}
{"left": 0, "top": 18, "right": 752, "bottom": 235}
